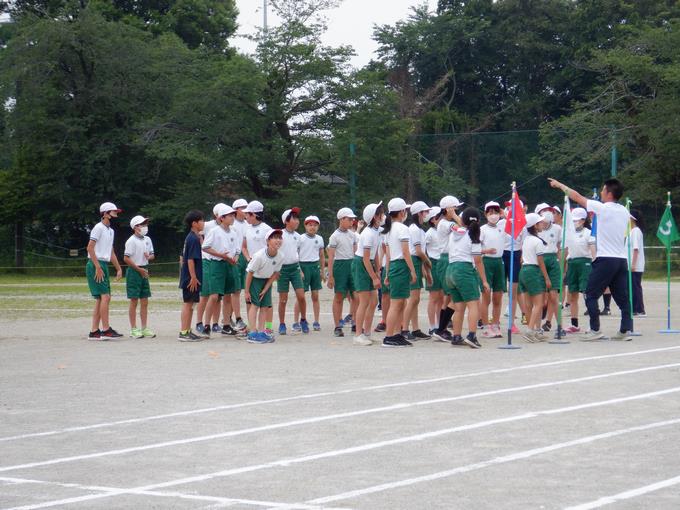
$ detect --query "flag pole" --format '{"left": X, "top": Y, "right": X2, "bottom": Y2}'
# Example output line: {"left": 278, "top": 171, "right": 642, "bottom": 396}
{"left": 659, "top": 191, "right": 680, "bottom": 334}
{"left": 500, "top": 181, "right": 521, "bottom": 349}
{"left": 625, "top": 198, "right": 642, "bottom": 336}
{"left": 549, "top": 193, "right": 569, "bottom": 344}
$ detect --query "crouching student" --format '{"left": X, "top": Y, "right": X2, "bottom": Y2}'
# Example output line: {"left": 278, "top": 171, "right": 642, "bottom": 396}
{"left": 245, "top": 229, "right": 284, "bottom": 344}
{"left": 124, "top": 215, "right": 155, "bottom": 339}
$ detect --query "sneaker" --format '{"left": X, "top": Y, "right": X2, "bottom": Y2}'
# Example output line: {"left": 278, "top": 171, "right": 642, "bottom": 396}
{"left": 412, "top": 329, "right": 431, "bottom": 340}
{"left": 221, "top": 324, "right": 237, "bottom": 336}
{"left": 211, "top": 323, "right": 221, "bottom": 333}
{"left": 491, "top": 324, "right": 503, "bottom": 338}
{"left": 278, "top": 323, "right": 287, "bottom": 336}
{"left": 542, "top": 321, "right": 551, "bottom": 332}
{"left": 564, "top": 325, "right": 581, "bottom": 334}
{"left": 130, "top": 328, "right": 144, "bottom": 339}
{"left": 463, "top": 333, "right": 481, "bottom": 349}
{"left": 481, "top": 328, "right": 494, "bottom": 339}
{"left": 262, "top": 330, "right": 276, "bottom": 343}
{"left": 401, "top": 330, "right": 416, "bottom": 341}
{"left": 535, "top": 329, "right": 548, "bottom": 342}
{"left": 633, "top": 312, "right": 647, "bottom": 318}
{"left": 511, "top": 324, "right": 520, "bottom": 334}
{"left": 101, "top": 327, "right": 123, "bottom": 338}
{"left": 247, "top": 331, "right": 269, "bottom": 344}
{"left": 338, "top": 318, "right": 345, "bottom": 328}
{"left": 374, "top": 322, "right": 386, "bottom": 333}
{"left": 313, "top": 321, "right": 321, "bottom": 331}
{"left": 264, "top": 328, "right": 275, "bottom": 340}
{"left": 580, "top": 330, "right": 605, "bottom": 342}
{"left": 300, "top": 319, "right": 310, "bottom": 334}
{"left": 178, "top": 330, "right": 202, "bottom": 342}
{"left": 88, "top": 330, "right": 101, "bottom": 340}
{"left": 450, "top": 334, "right": 465, "bottom": 346}
{"left": 522, "top": 330, "right": 537, "bottom": 343}
{"left": 612, "top": 330, "right": 633, "bottom": 341}
{"left": 521, "top": 314, "right": 528, "bottom": 325}
{"left": 234, "top": 319, "right": 247, "bottom": 331}
{"left": 334, "top": 326, "right": 344, "bottom": 337}
{"left": 601, "top": 308, "right": 611, "bottom": 316}
{"left": 433, "top": 329, "right": 452, "bottom": 342}
{"left": 353, "top": 334, "right": 372, "bottom": 346}
{"left": 343, "top": 314, "right": 353, "bottom": 325}
{"left": 140, "top": 327, "right": 156, "bottom": 338}
{"left": 292, "top": 322, "right": 302, "bottom": 334}
{"left": 382, "top": 335, "right": 412, "bottom": 348}
{"left": 351, "top": 324, "right": 357, "bottom": 334}
{"left": 477, "top": 319, "right": 483, "bottom": 328}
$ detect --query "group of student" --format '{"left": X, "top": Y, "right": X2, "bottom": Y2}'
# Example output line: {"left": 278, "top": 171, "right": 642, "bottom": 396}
{"left": 85, "top": 176, "right": 646, "bottom": 347}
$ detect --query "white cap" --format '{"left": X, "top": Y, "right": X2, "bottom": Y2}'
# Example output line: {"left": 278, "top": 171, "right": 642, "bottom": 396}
{"left": 535, "top": 202, "right": 555, "bottom": 214}
{"left": 439, "top": 196, "right": 464, "bottom": 209}
{"left": 304, "top": 215, "right": 320, "bottom": 225}
{"left": 572, "top": 208, "right": 587, "bottom": 221}
{"left": 337, "top": 207, "right": 356, "bottom": 220}
{"left": 232, "top": 198, "right": 248, "bottom": 209}
{"left": 266, "top": 229, "right": 283, "bottom": 240}
{"left": 425, "top": 206, "right": 441, "bottom": 222}
{"left": 212, "top": 202, "right": 228, "bottom": 216}
{"left": 281, "top": 207, "right": 301, "bottom": 224}
{"left": 387, "top": 197, "right": 410, "bottom": 213}
{"left": 99, "top": 202, "right": 121, "bottom": 214}
{"left": 215, "top": 204, "right": 235, "bottom": 217}
{"left": 362, "top": 201, "right": 383, "bottom": 224}
{"left": 129, "top": 215, "right": 148, "bottom": 229}
{"left": 484, "top": 201, "right": 501, "bottom": 212}
{"left": 244, "top": 200, "right": 264, "bottom": 213}
{"left": 553, "top": 205, "right": 562, "bottom": 215}
{"left": 525, "top": 213, "right": 542, "bottom": 229}
{"left": 410, "top": 201, "right": 430, "bottom": 215}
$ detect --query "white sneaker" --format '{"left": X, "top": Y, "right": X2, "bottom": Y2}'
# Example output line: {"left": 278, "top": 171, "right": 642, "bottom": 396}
{"left": 491, "top": 324, "right": 503, "bottom": 338}
{"left": 612, "top": 331, "right": 633, "bottom": 341}
{"left": 481, "top": 328, "right": 494, "bottom": 338}
{"left": 522, "top": 330, "right": 537, "bottom": 343}
{"left": 580, "top": 330, "right": 605, "bottom": 342}
{"left": 534, "top": 329, "right": 548, "bottom": 342}
{"left": 353, "top": 334, "right": 373, "bottom": 346}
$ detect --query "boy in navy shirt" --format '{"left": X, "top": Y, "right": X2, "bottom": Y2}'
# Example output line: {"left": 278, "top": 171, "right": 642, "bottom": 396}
{"left": 179, "top": 210, "right": 205, "bottom": 341}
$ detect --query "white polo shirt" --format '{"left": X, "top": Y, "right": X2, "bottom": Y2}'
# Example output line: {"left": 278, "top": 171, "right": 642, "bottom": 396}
{"left": 280, "top": 229, "right": 301, "bottom": 265}
{"left": 448, "top": 227, "right": 482, "bottom": 263}
{"left": 231, "top": 219, "right": 247, "bottom": 255}
{"left": 425, "top": 227, "right": 444, "bottom": 260}
{"left": 522, "top": 235, "right": 546, "bottom": 265}
{"left": 89, "top": 222, "right": 115, "bottom": 262}
{"left": 299, "top": 234, "right": 324, "bottom": 262}
{"left": 586, "top": 199, "right": 629, "bottom": 259}
{"left": 407, "top": 224, "right": 425, "bottom": 256}
{"left": 480, "top": 222, "right": 504, "bottom": 259}
{"left": 202, "top": 225, "right": 239, "bottom": 261}
{"left": 328, "top": 228, "right": 356, "bottom": 260}
{"left": 201, "top": 220, "right": 218, "bottom": 259}
{"left": 567, "top": 227, "right": 595, "bottom": 260}
{"left": 245, "top": 222, "right": 273, "bottom": 258}
{"left": 625, "top": 227, "right": 645, "bottom": 272}
{"left": 355, "top": 226, "right": 381, "bottom": 259}
{"left": 124, "top": 234, "right": 154, "bottom": 267}
{"left": 387, "top": 222, "right": 410, "bottom": 261}
{"left": 246, "top": 247, "right": 283, "bottom": 279}
{"left": 538, "top": 223, "right": 562, "bottom": 254}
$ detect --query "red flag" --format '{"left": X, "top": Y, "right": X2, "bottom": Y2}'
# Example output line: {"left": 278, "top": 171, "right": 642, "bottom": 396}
{"left": 504, "top": 189, "right": 526, "bottom": 239}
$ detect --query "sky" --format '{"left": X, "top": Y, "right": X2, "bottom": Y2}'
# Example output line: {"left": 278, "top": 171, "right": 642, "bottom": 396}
{"left": 233, "top": 0, "right": 436, "bottom": 67}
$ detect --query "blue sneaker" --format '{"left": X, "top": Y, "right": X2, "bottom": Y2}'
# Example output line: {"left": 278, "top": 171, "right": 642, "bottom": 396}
{"left": 278, "top": 323, "right": 287, "bottom": 336}
{"left": 338, "top": 318, "right": 345, "bottom": 328}
{"left": 262, "top": 330, "right": 276, "bottom": 343}
{"left": 300, "top": 319, "right": 310, "bottom": 334}
{"left": 211, "top": 323, "right": 221, "bottom": 333}
{"left": 343, "top": 314, "right": 353, "bottom": 326}
{"left": 247, "top": 331, "right": 269, "bottom": 344}
{"left": 292, "top": 322, "right": 302, "bottom": 333}
{"left": 313, "top": 321, "right": 321, "bottom": 331}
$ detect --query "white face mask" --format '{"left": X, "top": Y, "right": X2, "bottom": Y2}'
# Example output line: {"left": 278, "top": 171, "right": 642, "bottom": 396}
{"left": 541, "top": 211, "right": 554, "bottom": 224}
{"left": 139, "top": 226, "right": 148, "bottom": 236}
{"left": 487, "top": 213, "right": 500, "bottom": 225}
{"left": 574, "top": 220, "right": 584, "bottom": 231}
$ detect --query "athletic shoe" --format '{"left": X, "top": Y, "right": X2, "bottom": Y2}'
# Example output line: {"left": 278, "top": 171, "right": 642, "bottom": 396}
{"left": 353, "top": 334, "right": 372, "bottom": 346}
{"left": 481, "top": 328, "right": 494, "bottom": 339}
{"left": 338, "top": 318, "right": 345, "bottom": 328}
{"left": 87, "top": 330, "right": 101, "bottom": 340}
{"left": 522, "top": 330, "right": 537, "bottom": 343}
{"left": 601, "top": 308, "right": 611, "bottom": 316}
{"left": 477, "top": 319, "right": 483, "bottom": 328}
{"left": 234, "top": 319, "right": 247, "bottom": 331}
{"left": 542, "top": 321, "right": 552, "bottom": 332}
{"left": 343, "top": 314, "right": 353, "bottom": 326}
{"left": 491, "top": 324, "right": 503, "bottom": 338}
{"left": 278, "top": 323, "right": 287, "bottom": 336}
{"left": 511, "top": 324, "right": 520, "bottom": 334}
{"left": 247, "top": 331, "right": 268, "bottom": 344}
{"left": 374, "top": 322, "right": 386, "bottom": 333}
{"left": 521, "top": 314, "right": 528, "bottom": 325}
{"left": 401, "top": 330, "right": 416, "bottom": 341}
{"left": 211, "top": 323, "right": 221, "bottom": 333}
{"left": 564, "top": 325, "right": 581, "bottom": 334}
{"left": 262, "top": 330, "right": 276, "bottom": 343}
{"left": 580, "top": 330, "right": 605, "bottom": 342}
{"left": 382, "top": 335, "right": 412, "bottom": 348}
{"left": 351, "top": 324, "right": 356, "bottom": 334}
{"left": 334, "top": 327, "right": 344, "bottom": 337}
{"left": 450, "top": 334, "right": 465, "bottom": 346}
{"left": 633, "top": 312, "right": 647, "bottom": 318}
{"left": 412, "top": 329, "right": 431, "bottom": 340}
{"left": 264, "top": 328, "right": 275, "bottom": 340}
{"left": 313, "top": 321, "right": 321, "bottom": 331}
{"left": 178, "top": 330, "right": 202, "bottom": 342}
{"left": 463, "top": 333, "right": 481, "bottom": 349}
{"left": 221, "top": 324, "right": 237, "bottom": 336}
{"left": 433, "top": 329, "right": 452, "bottom": 342}
{"left": 101, "top": 327, "right": 123, "bottom": 338}
{"left": 292, "top": 322, "right": 302, "bottom": 334}
{"left": 535, "top": 329, "right": 548, "bottom": 342}
{"left": 612, "top": 331, "right": 633, "bottom": 341}
{"left": 141, "top": 327, "right": 156, "bottom": 338}
{"left": 130, "top": 328, "right": 144, "bottom": 339}
{"left": 300, "top": 319, "right": 310, "bottom": 334}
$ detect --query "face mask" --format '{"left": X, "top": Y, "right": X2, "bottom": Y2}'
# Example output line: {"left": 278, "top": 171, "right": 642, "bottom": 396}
{"left": 487, "top": 214, "right": 500, "bottom": 224}
{"left": 139, "top": 226, "right": 148, "bottom": 236}
{"left": 380, "top": 216, "right": 386, "bottom": 226}
{"left": 574, "top": 221, "right": 584, "bottom": 231}
{"left": 541, "top": 211, "right": 554, "bottom": 224}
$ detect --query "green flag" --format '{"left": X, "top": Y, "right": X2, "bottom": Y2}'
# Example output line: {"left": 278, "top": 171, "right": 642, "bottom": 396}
{"left": 657, "top": 206, "right": 680, "bottom": 249}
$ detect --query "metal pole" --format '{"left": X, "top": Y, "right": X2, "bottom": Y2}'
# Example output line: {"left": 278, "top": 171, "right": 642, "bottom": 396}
{"left": 500, "top": 182, "right": 521, "bottom": 350}
{"left": 263, "top": 0, "right": 268, "bottom": 32}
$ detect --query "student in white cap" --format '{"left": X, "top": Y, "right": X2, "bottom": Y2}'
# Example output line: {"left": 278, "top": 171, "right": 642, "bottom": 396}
{"left": 480, "top": 201, "right": 505, "bottom": 338}
{"left": 518, "top": 213, "right": 551, "bottom": 342}
{"left": 402, "top": 201, "right": 433, "bottom": 340}
{"left": 535, "top": 202, "right": 562, "bottom": 334}
{"left": 229, "top": 198, "right": 249, "bottom": 333}
{"left": 626, "top": 210, "right": 646, "bottom": 316}
{"left": 124, "top": 215, "right": 155, "bottom": 339}
{"left": 382, "top": 198, "right": 417, "bottom": 347}
{"left": 424, "top": 207, "right": 444, "bottom": 335}
{"left": 277, "top": 207, "right": 308, "bottom": 335}
{"left": 498, "top": 196, "right": 529, "bottom": 332}
{"left": 564, "top": 207, "right": 596, "bottom": 333}
{"left": 86, "top": 202, "right": 124, "bottom": 340}
{"left": 295, "top": 215, "right": 325, "bottom": 331}
{"left": 327, "top": 207, "right": 358, "bottom": 337}
{"left": 352, "top": 202, "right": 385, "bottom": 346}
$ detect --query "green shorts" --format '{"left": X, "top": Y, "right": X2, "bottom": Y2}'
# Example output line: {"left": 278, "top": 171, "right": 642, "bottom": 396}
{"left": 353, "top": 255, "right": 377, "bottom": 292}
{"left": 277, "top": 263, "right": 303, "bottom": 293}
{"left": 566, "top": 257, "right": 592, "bottom": 293}
{"left": 300, "top": 261, "right": 322, "bottom": 292}
{"left": 519, "top": 264, "right": 547, "bottom": 296}
{"left": 224, "top": 262, "right": 237, "bottom": 295}
{"left": 426, "top": 257, "right": 441, "bottom": 291}
{"left": 483, "top": 257, "right": 507, "bottom": 293}
{"left": 125, "top": 267, "right": 151, "bottom": 299}
{"left": 543, "top": 253, "right": 561, "bottom": 291}
{"left": 233, "top": 253, "right": 247, "bottom": 291}
{"left": 446, "top": 261, "right": 481, "bottom": 303}
{"left": 204, "top": 259, "right": 228, "bottom": 296}
{"left": 200, "top": 259, "right": 212, "bottom": 297}
{"left": 86, "top": 260, "right": 111, "bottom": 298}
{"left": 381, "top": 266, "right": 390, "bottom": 295}
{"left": 332, "top": 258, "right": 354, "bottom": 296}
{"left": 388, "top": 259, "right": 410, "bottom": 299}
{"left": 410, "top": 257, "right": 423, "bottom": 291}
{"left": 249, "top": 276, "right": 273, "bottom": 308}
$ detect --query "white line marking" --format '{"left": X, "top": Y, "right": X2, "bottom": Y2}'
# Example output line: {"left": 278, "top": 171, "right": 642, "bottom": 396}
{"left": 1, "top": 362, "right": 679, "bottom": 474}
{"left": 564, "top": 474, "right": 680, "bottom": 509}
{"left": 3, "top": 345, "right": 679, "bottom": 444}
{"left": 306, "top": 417, "right": 680, "bottom": 505}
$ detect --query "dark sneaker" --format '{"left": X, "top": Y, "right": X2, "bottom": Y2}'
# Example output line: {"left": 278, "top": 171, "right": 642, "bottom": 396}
{"left": 278, "top": 323, "right": 287, "bottom": 336}
{"left": 450, "top": 334, "right": 465, "bottom": 346}
{"left": 382, "top": 335, "right": 413, "bottom": 348}
{"left": 351, "top": 324, "right": 356, "bottom": 334}
{"left": 412, "top": 329, "right": 432, "bottom": 340}
{"left": 334, "top": 327, "right": 344, "bottom": 337}
{"left": 234, "top": 319, "right": 247, "bottom": 331}
{"left": 601, "top": 308, "right": 611, "bottom": 316}
{"left": 211, "top": 323, "right": 221, "bottom": 333}
{"left": 300, "top": 319, "right": 310, "bottom": 334}
{"left": 313, "top": 321, "right": 321, "bottom": 331}
{"left": 542, "top": 321, "right": 551, "bottom": 332}
{"left": 433, "top": 329, "right": 452, "bottom": 342}
{"left": 101, "top": 327, "right": 123, "bottom": 338}
{"left": 88, "top": 330, "right": 101, "bottom": 340}
{"left": 464, "top": 333, "right": 481, "bottom": 349}
{"left": 343, "top": 314, "right": 353, "bottom": 325}
{"left": 374, "top": 322, "right": 386, "bottom": 333}
{"left": 221, "top": 325, "right": 237, "bottom": 336}
{"left": 401, "top": 330, "right": 415, "bottom": 341}
{"left": 178, "top": 331, "right": 202, "bottom": 342}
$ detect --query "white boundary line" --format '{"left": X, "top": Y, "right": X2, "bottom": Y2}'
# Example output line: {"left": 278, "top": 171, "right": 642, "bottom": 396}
{"left": 564, "top": 475, "right": 680, "bottom": 509}
{"left": 3, "top": 388, "right": 679, "bottom": 510}
{"left": 3, "top": 345, "right": 679, "bottom": 444}
{"left": 1, "top": 362, "right": 679, "bottom": 474}
{"left": 305, "top": 417, "right": 680, "bottom": 506}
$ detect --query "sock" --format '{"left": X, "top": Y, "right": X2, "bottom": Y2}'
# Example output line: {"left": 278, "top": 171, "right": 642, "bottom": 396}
{"left": 181, "top": 329, "right": 189, "bottom": 334}
{"left": 265, "top": 321, "right": 273, "bottom": 330}
{"left": 571, "top": 318, "right": 578, "bottom": 327}
{"left": 603, "top": 294, "right": 612, "bottom": 308}
{"left": 438, "top": 308, "right": 454, "bottom": 332}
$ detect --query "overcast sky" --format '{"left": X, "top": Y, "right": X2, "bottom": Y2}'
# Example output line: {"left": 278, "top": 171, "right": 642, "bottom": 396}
{"left": 233, "top": 0, "right": 436, "bottom": 67}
